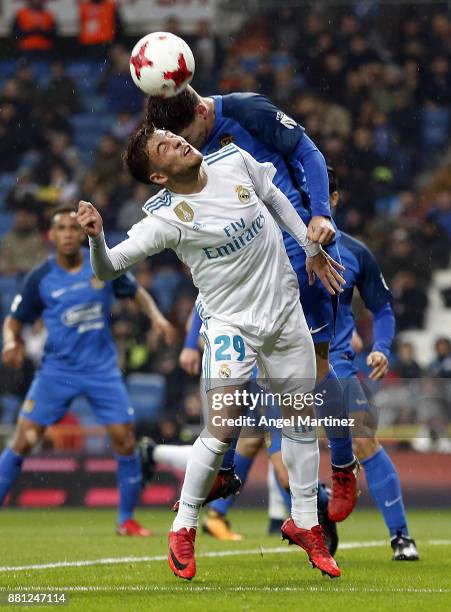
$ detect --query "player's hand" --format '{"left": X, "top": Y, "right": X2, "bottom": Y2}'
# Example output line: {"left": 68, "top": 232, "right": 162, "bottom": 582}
{"left": 179, "top": 348, "right": 201, "bottom": 376}
{"left": 307, "top": 216, "right": 336, "bottom": 245}
{"left": 367, "top": 351, "right": 389, "bottom": 380}
{"left": 153, "top": 315, "right": 177, "bottom": 345}
{"left": 2, "top": 340, "right": 25, "bottom": 369}
{"left": 306, "top": 248, "right": 345, "bottom": 295}
{"left": 77, "top": 201, "right": 103, "bottom": 238}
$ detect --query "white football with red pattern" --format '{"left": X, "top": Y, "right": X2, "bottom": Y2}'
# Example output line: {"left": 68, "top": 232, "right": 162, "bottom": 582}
{"left": 129, "top": 32, "right": 195, "bottom": 98}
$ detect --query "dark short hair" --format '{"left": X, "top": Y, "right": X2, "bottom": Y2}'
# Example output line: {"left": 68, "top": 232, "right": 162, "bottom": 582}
{"left": 146, "top": 88, "right": 199, "bottom": 133}
{"left": 327, "top": 165, "right": 339, "bottom": 194}
{"left": 123, "top": 123, "right": 156, "bottom": 185}
{"left": 51, "top": 205, "right": 77, "bottom": 224}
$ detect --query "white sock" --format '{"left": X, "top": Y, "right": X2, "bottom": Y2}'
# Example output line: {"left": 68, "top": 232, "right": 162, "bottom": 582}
{"left": 154, "top": 444, "right": 192, "bottom": 470}
{"left": 173, "top": 430, "right": 230, "bottom": 531}
{"left": 267, "top": 463, "right": 288, "bottom": 520}
{"left": 281, "top": 427, "right": 319, "bottom": 530}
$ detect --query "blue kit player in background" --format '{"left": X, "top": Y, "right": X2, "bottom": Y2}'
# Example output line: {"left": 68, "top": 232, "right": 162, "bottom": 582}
{"left": 326, "top": 168, "right": 419, "bottom": 560}
{"left": 147, "top": 87, "right": 359, "bottom": 522}
{"left": 0, "top": 206, "right": 175, "bottom": 536}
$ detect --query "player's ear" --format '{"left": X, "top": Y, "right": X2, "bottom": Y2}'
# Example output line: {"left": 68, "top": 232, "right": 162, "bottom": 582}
{"left": 330, "top": 191, "right": 339, "bottom": 209}
{"left": 197, "top": 102, "right": 208, "bottom": 119}
{"left": 149, "top": 171, "right": 168, "bottom": 186}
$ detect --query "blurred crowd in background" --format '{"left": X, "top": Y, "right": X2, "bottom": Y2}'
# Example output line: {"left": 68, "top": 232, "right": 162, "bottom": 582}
{"left": 0, "top": 1, "right": 450, "bottom": 447}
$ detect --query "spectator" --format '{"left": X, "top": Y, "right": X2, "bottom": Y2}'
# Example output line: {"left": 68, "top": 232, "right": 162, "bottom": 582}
{"left": 394, "top": 342, "right": 423, "bottom": 379}
{"left": 116, "top": 184, "right": 149, "bottom": 231}
{"left": 92, "top": 134, "right": 123, "bottom": 193}
{"left": 392, "top": 271, "right": 428, "bottom": 331}
{"left": 78, "top": 0, "right": 123, "bottom": 56}
{"left": 11, "top": 0, "right": 57, "bottom": 56}
{"left": 0, "top": 209, "right": 48, "bottom": 276}
{"left": 44, "top": 60, "right": 82, "bottom": 114}
{"left": 428, "top": 338, "right": 451, "bottom": 378}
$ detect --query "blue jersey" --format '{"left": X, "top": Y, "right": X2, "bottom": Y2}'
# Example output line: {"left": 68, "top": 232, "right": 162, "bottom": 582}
{"left": 203, "top": 93, "right": 334, "bottom": 257}
{"left": 10, "top": 248, "right": 137, "bottom": 374}
{"left": 330, "top": 233, "right": 393, "bottom": 361}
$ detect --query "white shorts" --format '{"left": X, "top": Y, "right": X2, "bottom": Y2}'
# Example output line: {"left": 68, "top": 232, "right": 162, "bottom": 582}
{"left": 201, "top": 302, "right": 316, "bottom": 396}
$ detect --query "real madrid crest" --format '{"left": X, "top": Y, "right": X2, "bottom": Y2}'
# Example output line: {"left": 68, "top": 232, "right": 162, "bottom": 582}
{"left": 174, "top": 201, "right": 194, "bottom": 222}
{"left": 235, "top": 185, "right": 251, "bottom": 204}
{"left": 219, "top": 363, "right": 231, "bottom": 379}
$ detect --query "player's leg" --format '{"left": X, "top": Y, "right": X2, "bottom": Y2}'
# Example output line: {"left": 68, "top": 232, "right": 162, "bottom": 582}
{"left": 86, "top": 373, "right": 150, "bottom": 537}
{"left": 292, "top": 246, "right": 358, "bottom": 521}
{"left": 0, "top": 417, "right": 45, "bottom": 505}
{"left": 203, "top": 435, "right": 263, "bottom": 540}
{"left": 260, "top": 303, "right": 340, "bottom": 577}
{"left": 169, "top": 320, "right": 257, "bottom": 579}
{"left": 267, "top": 463, "right": 288, "bottom": 532}
{"left": 0, "top": 372, "right": 74, "bottom": 505}
{"left": 265, "top": 411, "right": 339, "bottom": 555}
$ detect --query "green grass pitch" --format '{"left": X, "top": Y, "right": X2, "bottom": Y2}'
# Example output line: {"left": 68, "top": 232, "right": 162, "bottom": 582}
{"left": 0, "top": 508, "right": 450, "bottom": 611}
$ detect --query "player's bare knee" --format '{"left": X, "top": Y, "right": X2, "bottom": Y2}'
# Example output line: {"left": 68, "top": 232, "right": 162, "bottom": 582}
{"left": 11, "top": 422, "right": 43, "bottom": 455}
{"left": 353, "top": 437, "right": 380, "bottom": 461}
{"left": 237, "top": 436, "right": 262, "bottom": 458}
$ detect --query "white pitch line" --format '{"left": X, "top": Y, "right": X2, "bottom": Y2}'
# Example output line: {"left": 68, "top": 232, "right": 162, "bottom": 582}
{"left": 0, "top": 540, "right": 450, "bottom": 574}
{"left": 1, "top": 586, "right": 451, "bottom": 594}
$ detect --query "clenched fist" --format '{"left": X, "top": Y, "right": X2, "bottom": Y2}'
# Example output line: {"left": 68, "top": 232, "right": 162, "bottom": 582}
{"left": 77, "top": 201, "right": 103, "bottom": 238}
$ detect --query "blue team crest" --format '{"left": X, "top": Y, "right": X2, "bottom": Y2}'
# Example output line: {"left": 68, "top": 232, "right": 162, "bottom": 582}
{"left": 91, "top": 276, "right": 105, "bottom": 290}
{"left": 22, "top": 399, "right": 35, "bottom": 414}
{"left": 219, "top": 133, "right": 234, "bottom": 147}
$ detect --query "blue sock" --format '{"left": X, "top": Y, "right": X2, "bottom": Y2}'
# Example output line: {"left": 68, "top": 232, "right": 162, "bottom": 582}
{"left": 0, "top": 448, "right": 24, "bottom": 506}
{"left": 316, "top": 367, "right": 354, "bottom": 467}
{"left": 220, "top": 436, "right": 238, "bottom": 470}
{"left": 116, "top": 451, "right": 142, "bottom": 524}
{"left": 210, "top": 451, "right": 253, "bottom": 515}
{"left": 275, "top": 474, "right": 292, "bottom": 512}
{"left": 317, "top": 482, "right": 329, "bottom": 513}
{"left": 361, "top": 447, "right": 408, "bottom": 537}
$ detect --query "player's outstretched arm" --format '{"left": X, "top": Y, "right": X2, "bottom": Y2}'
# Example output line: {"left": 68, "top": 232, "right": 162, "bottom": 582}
{"left": 2, "top": 316, "right": 25, "bottom": 369}
{"left": 134, "top": 286, "right": 177, "bottom": 345}
{"left": 77, "top": 201, "right": 161, "bottom": 281}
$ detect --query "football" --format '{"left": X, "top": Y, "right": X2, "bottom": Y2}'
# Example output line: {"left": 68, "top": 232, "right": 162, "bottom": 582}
{"left": 129, "top": 31, "right": 195, "bottom": 98}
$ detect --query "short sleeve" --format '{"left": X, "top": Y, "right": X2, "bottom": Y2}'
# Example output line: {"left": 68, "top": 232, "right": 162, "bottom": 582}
{"left": 10, "top": 264, "right": 48, "bottom": 324}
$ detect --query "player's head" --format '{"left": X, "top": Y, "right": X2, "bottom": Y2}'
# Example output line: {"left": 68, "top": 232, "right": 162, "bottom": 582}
{"left": 146, "top": 86, "right": 212, "bottom": 150}
{"left": 328, "top": 165, "right": 339, "bottom": 209}
{"left": 124, "top": 123, "right": 203, "bottom": 188}
{"left": 50, "top": 205, "right": 85, "bottom": 256}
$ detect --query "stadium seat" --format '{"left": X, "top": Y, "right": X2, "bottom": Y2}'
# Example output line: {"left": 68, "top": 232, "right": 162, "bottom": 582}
{"left": 0, "top": 212, "right": 14, "bottom": 238}
{"left": 127, "top": 373, "right": 166, "bottom": 424}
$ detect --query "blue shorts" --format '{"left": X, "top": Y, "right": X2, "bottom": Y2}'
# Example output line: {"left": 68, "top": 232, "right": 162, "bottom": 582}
{"left": 290, "top": 241, "right": 340, "bottom": 344}
{"left": 330, "top": 355, "right": 371, "bottom": 413}
{"left": 20, "top": 368, "right": 134, "bottom": 426}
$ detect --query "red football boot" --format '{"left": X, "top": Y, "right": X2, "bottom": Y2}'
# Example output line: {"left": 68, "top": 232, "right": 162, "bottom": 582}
{"left": 203, "top": 467, "right": 242, "bottom": 505}
{"left": 168, "top": 527, "right": 197, "bottom": 580}
{"left": 116, "top": 518, "right": 152, "bottom": 537}
{"left": 328, "top": 460, "right": 360, "bottom": 522}
{"left": 281, "top": 518, "right": 341, "bottom": 578}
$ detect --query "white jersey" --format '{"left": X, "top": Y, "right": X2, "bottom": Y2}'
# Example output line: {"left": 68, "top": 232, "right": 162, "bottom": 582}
{"left": 125, "top": 145, "right": 316, "bottom": 336}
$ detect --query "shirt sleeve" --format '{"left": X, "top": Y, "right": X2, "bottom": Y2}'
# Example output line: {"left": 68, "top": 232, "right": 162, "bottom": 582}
{"left": 9, "top": 267, "right": 46, "bottom": 324}
{"left": 238, "top": 147, "right": 320, "bottom": 257}
{"left": 291, "top": 135, "right": 331, "bottom": 218}
{"left": 371, "top": 303, "right": 396, "bottom": 358}
{"left": 184, "top": 306, "right": 202, "bottom": 350}
{"left": 89, "top": 217, "right": 180, "bottom": 281}
{"left": 112, "top": 271, "right": 138, "bottom": 299}
{"left": 356, "top": 245, "right": 393, "bottom": 313}
{"left": 222, "top": 93, "right": 304, "bottom": 156}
